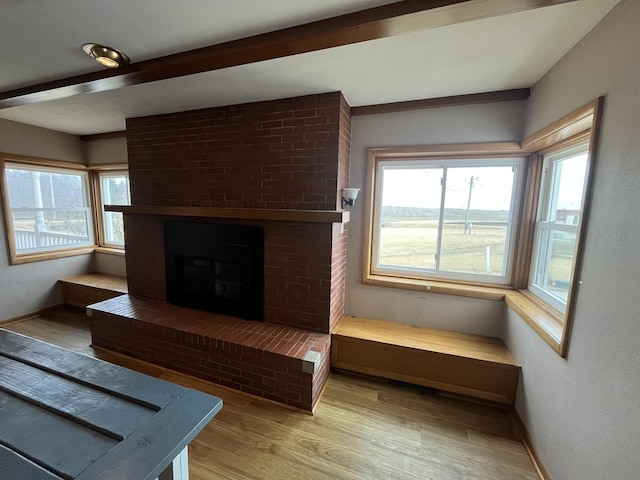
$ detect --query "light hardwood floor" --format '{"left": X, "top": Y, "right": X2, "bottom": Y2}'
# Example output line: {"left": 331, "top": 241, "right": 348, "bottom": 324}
{"left": 3, "top": 307, "right": 539, "bottom": 480}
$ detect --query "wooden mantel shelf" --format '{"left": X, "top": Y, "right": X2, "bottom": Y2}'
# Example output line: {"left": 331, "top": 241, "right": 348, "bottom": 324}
{"left": 105, "top": 204, "right": 350, "bottom": 224}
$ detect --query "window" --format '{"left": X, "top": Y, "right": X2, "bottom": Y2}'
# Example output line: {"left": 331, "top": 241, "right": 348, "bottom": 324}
{"left": 510, "top": 98, "right": 603, "bottom": 356}
{"left": 98, "top": 171, "right": 130, "bottom": 247}
{"left": 367, "top": 150, "right": 525, "bottom": 287}
{"left": 529, "top": 141, "right": 589, "bottom": 313}
{"left": 1, "top": 155, "right": 130, "bottom": 264}
{"left": 2, "top": 162, "right": 94, "bottom": 262}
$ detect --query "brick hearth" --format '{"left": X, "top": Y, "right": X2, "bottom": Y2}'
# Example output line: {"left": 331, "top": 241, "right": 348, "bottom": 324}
{"left": 89, "top": 295, "right": 331, "bottom": 411}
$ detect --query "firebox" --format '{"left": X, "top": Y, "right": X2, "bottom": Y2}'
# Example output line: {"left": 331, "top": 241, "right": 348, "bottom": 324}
{"left": 164, "top": 221, "right": 264, "bottom": 321}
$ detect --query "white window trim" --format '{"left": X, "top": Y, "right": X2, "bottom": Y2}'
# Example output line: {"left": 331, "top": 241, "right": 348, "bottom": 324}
{"left": 370, "top": 156, "right": 525, "bottom": 286}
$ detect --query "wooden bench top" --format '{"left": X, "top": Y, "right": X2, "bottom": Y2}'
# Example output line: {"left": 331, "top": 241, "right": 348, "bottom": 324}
{"left": 335, "top": 315, "right": 519, "bottom": 366}
{"left": 0, "top": 329, "right": 222, "bottom": 479}
{"left": 59, "top": 273, "right": 128, "bottom": 293}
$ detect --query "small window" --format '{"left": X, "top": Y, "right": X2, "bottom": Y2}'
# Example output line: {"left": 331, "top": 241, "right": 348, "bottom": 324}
{"left": 3, "top": 162, "right": 93, "bottom": 259}
{"left": 529, "top": 142, "right": 589, "bottom": 313}
{"left": 369, "top": 154, "right": 524, "bottom": 286}
{"left": 98, "top": 171, "right": 130, "bottom": 247}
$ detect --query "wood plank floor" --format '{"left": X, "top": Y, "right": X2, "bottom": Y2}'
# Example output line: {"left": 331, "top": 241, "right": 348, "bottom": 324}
{"left": 3, "top": 307, "right": 539, "bottom": 480}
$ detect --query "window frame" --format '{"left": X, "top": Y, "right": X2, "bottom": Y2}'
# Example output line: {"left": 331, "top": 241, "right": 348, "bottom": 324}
{"left": 369, "top": 153, "right": 526, "bottom": 287}
{"left": 363, "top": 142, "right": 525, "bottom": 298}
{"left": 1, "top": 155, "right": 130, "bottom": 264}
{"left": 94, "top": 169, "right": 130, "bottom": 250}
{"left": 512, "top": 97, "right": 603, "bottom": 357}
{"left": 0, "top": 155, "right": 96, "bottom": 264}
{"left": 528, "top": 140, "right": 589, "bottom": 313}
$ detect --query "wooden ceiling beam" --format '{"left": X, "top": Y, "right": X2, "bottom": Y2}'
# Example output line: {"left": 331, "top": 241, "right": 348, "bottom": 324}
{"left": 351, "top": 88, "right": 531, "bottom": 116}
{"left": 79, "top": 131, "right": 127, "bottom": 142}
{"left": 0, "top": 0, "right": 578, "bottom": 110}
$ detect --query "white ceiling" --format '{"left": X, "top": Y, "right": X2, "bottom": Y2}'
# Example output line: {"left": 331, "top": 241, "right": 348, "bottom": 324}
{"left": 0, "top": 0, "right": 620, "bottom": 136}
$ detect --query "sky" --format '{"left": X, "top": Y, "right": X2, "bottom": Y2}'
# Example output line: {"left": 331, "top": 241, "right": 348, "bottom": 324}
{"left": 381, "top": 164, "right": 517, "bottom": 211}
{"left": 381, "top": 152, "right": 587, "bottom": 212}
{"left": 553, "top": 152, "right": 587, "bottom": 210}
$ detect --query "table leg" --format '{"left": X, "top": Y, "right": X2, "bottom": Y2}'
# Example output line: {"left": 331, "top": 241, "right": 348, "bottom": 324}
{"left": 157, "top": 446, "right": 189, "bottom": 480}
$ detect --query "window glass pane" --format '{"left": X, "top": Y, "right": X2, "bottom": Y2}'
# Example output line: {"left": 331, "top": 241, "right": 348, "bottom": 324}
{"left": 101, "top": 176, "right": 130, "bottom": 206}
{"left": 103, "top": 212, "right": 125, "bottom": 244}
{"left": 547, "top": 152, "right": 587, "bottom": 225}
{"left": 532, "top": 229, "right": 577, "bottom": 304}
{"left": 373, "top": 159, "right": 522, "bottom": 284}
{"left": 6, "top": 166, "right": 92, "bottom": 253}
{"left": 378, "top": 167, "right": 443, "bottom": 270}
{"left": 439, "top": 166, "right": 516, "bottom": 276}
{"left": 100, "top": 174, "right": 130, "bottom": 246}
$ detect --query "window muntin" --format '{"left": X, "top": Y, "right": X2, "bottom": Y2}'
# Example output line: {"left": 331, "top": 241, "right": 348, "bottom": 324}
{"left": 372, "top": 157, "right": 524, "bottom": 285}
{"left": 529, "top": 142, "right": 589, "bottom": 312}
{"left": 98, "top": 172, "right": 130, "bottom": 247}
{"left": 4, "top": 163, "right": 93, "bottom": 255}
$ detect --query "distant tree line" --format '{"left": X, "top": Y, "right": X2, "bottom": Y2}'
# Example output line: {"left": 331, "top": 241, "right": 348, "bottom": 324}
{"left": 6, "top": 169, "right": 84, "bottom": 209}
{"left": 381, "top": 206, "right": 509, "bottom": 222}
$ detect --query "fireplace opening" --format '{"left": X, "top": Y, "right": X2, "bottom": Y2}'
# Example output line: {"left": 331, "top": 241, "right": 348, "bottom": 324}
{"left": 164, "top": 221, "right": 264, "bottom": 321}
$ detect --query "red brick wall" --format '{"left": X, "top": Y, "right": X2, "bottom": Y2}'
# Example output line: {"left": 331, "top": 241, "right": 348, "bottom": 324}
{"left": 337, "top": 94, "right": 352, "bottom": 200}
{"left": 330, "top": 223, "right": 348, "bottom": 333}
{"left": 123, "top": 92, "right": 351, "bottom": 334}
{"left": 123, "top": 214, "right": 165, "bottom": 300}
{"left": 329, "top": 95, "right": 352, "bottom": 332}
{"left": 264, "top": 222, "right": 333, "bottom": 331}
{"left": 127, "top": 92, "right": 345, "bottom": 210}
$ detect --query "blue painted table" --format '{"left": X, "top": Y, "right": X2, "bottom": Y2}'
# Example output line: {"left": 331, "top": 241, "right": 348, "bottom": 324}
{"left": 0, "top": 329, "right": 223, "bottom": 480}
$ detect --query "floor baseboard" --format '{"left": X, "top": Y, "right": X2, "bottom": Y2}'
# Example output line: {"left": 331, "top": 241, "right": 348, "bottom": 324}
{"left": 0, "top": 304, "right": 64, "bottom": 327}
{"left": 508, "top": 408, "right": 552, "bottom": 480}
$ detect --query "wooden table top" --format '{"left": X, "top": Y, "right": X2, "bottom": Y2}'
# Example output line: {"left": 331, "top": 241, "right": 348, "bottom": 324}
{"left": 0, "top": 329, "right": 223, "bottom": 480}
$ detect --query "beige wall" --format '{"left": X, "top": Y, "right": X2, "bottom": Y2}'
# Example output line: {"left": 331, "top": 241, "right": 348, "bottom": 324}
{"left": 0, "top": 119, "right": 93, "bottom": 320}
{"left": 94, "top": 252, "right": 127, "bottom": 277}
{"left": 502, "top": 1, "right": 640, "bottom": 478}
{"left": 0, "top": 118, "right": 85, "bottom": 163}
{"left": 346, "top": 101, "right": 525, "bottom": 337}
{"left": 83, "top": 137, "right": 128, "bottom": 165}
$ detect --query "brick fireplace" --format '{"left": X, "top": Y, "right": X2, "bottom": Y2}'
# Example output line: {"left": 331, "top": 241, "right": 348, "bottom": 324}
{"left": 89, "top": 92, "right": 351, "bottom": 411}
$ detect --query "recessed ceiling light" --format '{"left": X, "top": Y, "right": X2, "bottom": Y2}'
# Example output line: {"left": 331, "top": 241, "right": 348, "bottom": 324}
{"left": 82, "top": 43, "right": 130, "bottom": 68}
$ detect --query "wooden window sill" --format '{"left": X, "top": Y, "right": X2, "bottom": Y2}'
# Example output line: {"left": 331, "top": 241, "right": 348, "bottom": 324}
{"left": 94, "top": 246, "right": 125, "bottom": 257}
{"left": 363, "top": 274, "right": 513, "bottom": 301}
{"left": 10, "top": 246, "right": 125, "bottom": 264}
{"left": 505, "top": 290, "right": 563, "bottom": 354}
{"left": 10, "top": 246, "right": 95, "bottom": 265}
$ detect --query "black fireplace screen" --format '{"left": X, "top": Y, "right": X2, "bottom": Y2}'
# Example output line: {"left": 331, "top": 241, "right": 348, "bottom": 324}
{"left": 164, "top": 222, "right": 264, "bottom": 321}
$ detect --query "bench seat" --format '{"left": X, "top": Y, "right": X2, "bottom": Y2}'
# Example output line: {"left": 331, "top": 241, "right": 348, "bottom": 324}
{"left": 59, "top": 273, "right": 127, "bottom": 308}
{"left": 331, "top": 315, "right": 520, "bottom": 404}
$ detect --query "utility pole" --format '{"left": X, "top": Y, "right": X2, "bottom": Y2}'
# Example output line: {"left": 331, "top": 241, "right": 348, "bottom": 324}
{"left": 31, "top": 171, "right": 47, "bottom": 246}
{"left": 464, "top": 175, "right": 479, "bottom": 235}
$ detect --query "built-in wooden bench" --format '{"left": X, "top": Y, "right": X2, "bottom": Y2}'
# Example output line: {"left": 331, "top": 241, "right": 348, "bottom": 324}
{"left": 87, "top": 295, "right": 331, "bottom": 412}
{"left": 331, "top": 316, "right": 520, "bottom": 404}
{"left": 59, "top": 273, "right": 128, "bottom": 307}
